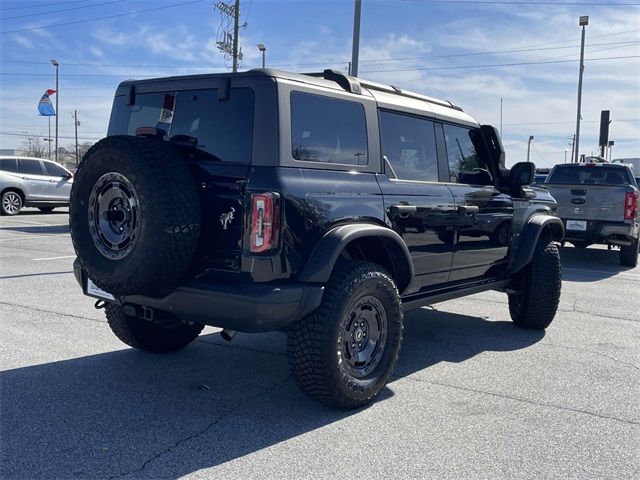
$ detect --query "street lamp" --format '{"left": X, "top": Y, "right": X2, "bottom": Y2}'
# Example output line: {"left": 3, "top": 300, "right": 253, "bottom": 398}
{"left": 527, "top": 135, "right": 534, "bottom": 163}
{"left": 564, "top": 148, "right": 569, "bottom": 163}
{"left": 257, "top": 43, "right": 266, "bottom": 68}
{"left": 50, "top": 59, "right": 59, "bottom": 163}
{"left": 574, "top": 16, "right": 589, "bottom": 163}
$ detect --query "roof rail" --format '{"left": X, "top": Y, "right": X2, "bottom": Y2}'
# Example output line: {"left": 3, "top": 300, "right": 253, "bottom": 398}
{"left": 305, "top": 69, "right": 362, "bottom": 94}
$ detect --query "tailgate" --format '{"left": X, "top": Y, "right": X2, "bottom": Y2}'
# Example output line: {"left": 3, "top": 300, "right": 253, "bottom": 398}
{"left": 546, "top": 184, "right": 628, "bottom": 222}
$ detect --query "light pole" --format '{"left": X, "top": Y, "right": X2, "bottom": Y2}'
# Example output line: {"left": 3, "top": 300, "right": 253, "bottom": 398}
{"left": 564, "top": 148, "right": 569, "bottom": 163}
{"left": 257, "top": 43, "right": 266, "bottom": 68}
{"left": 574, "top": 16, "right": 588, "bottom": 163}
{"left": 527, "top": 135, "right": 534, "bottom": 163}
{"left": 50, "top": 59, "right": 59, "bottom": 163}
{"left": 351, "top": 0, "right": 362, "bottom": 76}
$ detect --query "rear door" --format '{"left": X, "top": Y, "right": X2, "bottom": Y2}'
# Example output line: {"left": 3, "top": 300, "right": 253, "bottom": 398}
{"left": 17, "top": 159, "right": 49, "bottom": 201}
{"left": 439, "top": 123, "right": 513, "bottom": 282}
{"left": 42, "top": 161, "right": 72, "bottom": 201}
{"left": 377, "top": 110, "right": 457, "bottom": 292}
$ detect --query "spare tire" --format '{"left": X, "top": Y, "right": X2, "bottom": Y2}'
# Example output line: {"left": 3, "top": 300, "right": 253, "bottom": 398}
{"left": 70, "top": 135, "right": 201, "bottom": 296}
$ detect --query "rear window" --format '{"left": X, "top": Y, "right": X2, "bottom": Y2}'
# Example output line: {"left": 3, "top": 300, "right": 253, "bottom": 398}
{"left": 290, "top": 91, "right": 368, "bottom": 165}
{"left": 109, "top": 88, "right": 254, "bottom": 163}
{"left": 547, "top": 165, "right": 632, "bottom": 185}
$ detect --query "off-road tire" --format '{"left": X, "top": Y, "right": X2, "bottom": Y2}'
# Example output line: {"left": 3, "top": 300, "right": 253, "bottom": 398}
{"left": 38, "top": 207, "right": 55, "bottom": 213}
{"left": 105, "top": 303, "right": 203, "bottom": 353}
{"left": 571, "top": 240, "right": 590, "bottom": 249}
{"left": 1, "top": 191, "right": 22, "bottom": 216}
{"left": 620, "top": 238, "right": 639, "bottom": 267}
{"left": 287, "top": 260, "right": 403, "bottom": 409}
{"left": 69, "top": 136, "right": 201, "bottom": 296}
{"left": 508, "top": 236, "right": 561, "bottom": 329}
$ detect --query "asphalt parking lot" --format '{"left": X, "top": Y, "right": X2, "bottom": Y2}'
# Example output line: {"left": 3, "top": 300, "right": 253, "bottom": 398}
{"left": 1, "top": 209, "right": 638, "bottom": 479}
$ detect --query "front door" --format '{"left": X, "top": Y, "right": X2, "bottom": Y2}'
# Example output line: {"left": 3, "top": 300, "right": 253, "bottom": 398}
{"left": 439, "top": 123, "right": 513, "bottom": 282}
{"left": 42, "top": 161, "right": 73, "bottom": 201}
{"left": 377, "top": 110, "right": 457, "bottom": 293}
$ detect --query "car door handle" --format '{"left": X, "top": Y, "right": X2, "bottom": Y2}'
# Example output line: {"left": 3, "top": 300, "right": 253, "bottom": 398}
{"left": 458, "top": 205, "right": 479, "bottom": 214}
{"left": 390, "top": 204, "right": 417, "bottom": 216}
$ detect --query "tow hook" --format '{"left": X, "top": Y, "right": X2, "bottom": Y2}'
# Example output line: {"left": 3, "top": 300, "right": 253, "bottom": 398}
{"left": 220, "top": 329, "right": 237, "bottom": 342}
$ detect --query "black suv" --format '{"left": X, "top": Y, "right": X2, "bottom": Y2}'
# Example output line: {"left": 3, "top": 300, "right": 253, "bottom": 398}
{"left": 70, "top": 69, "right": 563, "bottom": 409}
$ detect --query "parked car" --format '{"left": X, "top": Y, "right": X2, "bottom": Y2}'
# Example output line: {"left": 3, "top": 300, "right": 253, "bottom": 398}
{"left": 0, "top": 156, "right": 73, "bottom": 215}
{"left": 69, "top": 69, "right": 563, "bottom": 409}
{"left": 545, "top": 162, "right": 639, "bottom": 266}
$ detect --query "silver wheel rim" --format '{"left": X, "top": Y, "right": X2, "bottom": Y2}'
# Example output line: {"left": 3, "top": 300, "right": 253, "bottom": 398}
{"left": 88, "top": 172, "right": 140, "bottom": 260}
{"left": 2, "top": 192, "right": 21, "bottom": 214}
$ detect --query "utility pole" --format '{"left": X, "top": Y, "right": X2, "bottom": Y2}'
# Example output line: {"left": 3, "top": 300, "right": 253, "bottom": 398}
{"left": 569, "top": 133, "right": 576, "bottom": 163}
{"left": 527, "top": 135, "right": 534, "bottom": 163}
{"left": 50, "top": 59, "right": 59, "bottom": 162}
{"left": 215, "top": 1, "right": 243, "bottom": 71}
{"left": 574, "top": 16, "right": 589, "bottom": 163}
{"left": 500, "top": 97, "right": 503, "bottom": 138}
{"left": 351, "top": 0, "right": 362, "bottom": 76}
{"left": 73, "top": 110, "right": 80, "bottom": 166}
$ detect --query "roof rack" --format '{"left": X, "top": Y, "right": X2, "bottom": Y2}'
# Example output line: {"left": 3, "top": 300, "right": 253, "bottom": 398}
{"left": 304, "top": 69, "right": 463, "bottom": 112}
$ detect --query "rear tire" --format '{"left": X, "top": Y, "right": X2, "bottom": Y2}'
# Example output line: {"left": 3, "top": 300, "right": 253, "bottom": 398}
{"left": 287, "top": 260, "right": 403, "bottom": 409}
{"left": 620, "top": 238, "right": 639, "bottom": 267}
{"left": 1, "top": 191, "right": 22, "bottom": 216}
{"left": 105, "top": 303, "right": 203, "bottom": 353}
{"left": 508, "top": 235, "right": 561, "bottom": 329}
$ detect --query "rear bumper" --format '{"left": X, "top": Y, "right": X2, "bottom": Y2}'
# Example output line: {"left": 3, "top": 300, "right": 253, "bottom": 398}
{"left": 73, "top": 260, "right": 324, "bottom": 332}
{"left": 561, "top": 219, "right": 638, "bottom": 245}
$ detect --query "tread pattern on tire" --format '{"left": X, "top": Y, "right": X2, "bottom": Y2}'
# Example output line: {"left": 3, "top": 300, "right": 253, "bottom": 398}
{"left": 70, "top": 136, "right": 201, "bottom": 295}
{"left": 105, "top": 303, "right": 203, "bottom": 353}
{"left": 620, "top": 238, "right": 638, "bottom": 267}
{"left": 287, "top": 260, "right": 403, "bottom": 409}
{"left": 509, "top": 236, "right": 561, "bottom": 330}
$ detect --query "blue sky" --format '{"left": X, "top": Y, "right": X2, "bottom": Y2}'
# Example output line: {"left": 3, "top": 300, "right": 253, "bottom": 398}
{"left": 1, "top": 0, "right": 639, "bottom": 166}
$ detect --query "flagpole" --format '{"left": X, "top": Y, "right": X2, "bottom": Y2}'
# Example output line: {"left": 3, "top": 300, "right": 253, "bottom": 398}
{"left": 48, "top": 117, "right": 51, "bottom": 160}
{"left": 51, "top": 60, "right": 59, "bottom": 163}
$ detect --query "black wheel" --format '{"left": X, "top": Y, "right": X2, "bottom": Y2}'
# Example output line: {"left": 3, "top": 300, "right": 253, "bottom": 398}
{"left": 1, "top": 191, "right": 22, "bottom": 216}
{"left": 508, "top": 235, "right": 561, "bottom": 329}
{"left": 620, "top": 238, "right": 638, "bottom": 267}
{"left": 572, "top": 240, "right": 590, "bottom": 249}
{"left": 287, "top": 260, "right": 403, "bottom": 409}
{"left": 69, "top": 136, "right": 201, "bottom": 296}
{"left": 38, "top": 207, "right": 55, "bottom": 213}
{"left": 105, "top": 303, "right": 203, "bottom": 353}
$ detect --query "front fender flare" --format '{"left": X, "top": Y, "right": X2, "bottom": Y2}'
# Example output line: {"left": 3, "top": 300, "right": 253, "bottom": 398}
{"left": 298, "top": 224, "right": 414, "bottom": 294}
{"left": 508, "top": 215, "right": 564, "bottom": 275}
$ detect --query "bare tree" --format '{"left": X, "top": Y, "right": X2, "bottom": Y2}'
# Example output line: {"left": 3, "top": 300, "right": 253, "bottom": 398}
{"left": 19, "top": 136, "right": 49, "bottom": 158}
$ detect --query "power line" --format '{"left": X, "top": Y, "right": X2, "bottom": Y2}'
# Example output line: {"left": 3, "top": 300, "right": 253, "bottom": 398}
{"left": 0, "top": 0, "right": 206, "bottom": 35}
{"left": 0, "top": 0, "right": 91, "bottom": 11}
{"left": 504, "top": 118, "right": 640, "bottom": 126}
{"left": 1, "top": 0, "right": 126, "bottom": 21}
{"left": 401, "top": 1, "right": 640, "bottom": 5}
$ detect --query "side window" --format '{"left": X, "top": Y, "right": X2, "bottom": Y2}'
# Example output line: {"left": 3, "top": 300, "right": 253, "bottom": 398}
{"left": 291, "top": 91, "right": 368, "bottom": 165}
{"left": 443, "top": 124, "right": 486, "bottom": 184}
{"left": 18, "top": 159, "right": 45, "bottom": 175}
{"left": 43, "top": 162, "right": 69, "bottom": 177}
{"left": 126, "top": 92, "right": 170, "bottom": 136}
{"left": 0, "top": 158, "right": 19, "bottom": 173}
{"left": 379, "top": 111, "right": 438, "bottom": 182}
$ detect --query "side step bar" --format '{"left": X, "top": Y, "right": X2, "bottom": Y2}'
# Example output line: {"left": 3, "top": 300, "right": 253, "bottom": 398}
{"left": 402, "top": 279, "right": 511, "bottom": 311}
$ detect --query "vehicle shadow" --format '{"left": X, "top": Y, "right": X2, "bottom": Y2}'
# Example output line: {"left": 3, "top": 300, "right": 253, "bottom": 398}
{"left": 0, "top": 308, "right": 543, "bottom": 479}
{"left": 559, "top": 246, "right": 635, "bottom": 281}
{"left": 0, "top": 224, "right": 69, "bottom": 235}
{"left": 14, "top": 208, "right": 69, "bottom": 216}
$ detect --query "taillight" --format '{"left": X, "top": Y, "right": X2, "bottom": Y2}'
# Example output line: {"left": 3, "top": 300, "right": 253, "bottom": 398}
{"left": 624, "top": 191, "right": 638, "bottom": 220}
{"left": 250, "top": 192, "right": 280, "bottom": 253}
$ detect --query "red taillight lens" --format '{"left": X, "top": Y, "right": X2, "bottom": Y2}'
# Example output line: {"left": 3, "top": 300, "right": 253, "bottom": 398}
{"left": 624, "top": 191, "right": 638, "bottom": 220}
{"left": 250, "top": 192, "right": 280, "bottom": 253}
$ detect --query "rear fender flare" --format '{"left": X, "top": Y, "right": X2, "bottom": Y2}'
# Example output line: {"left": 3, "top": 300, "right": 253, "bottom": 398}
{"left": 509, "top": 215, "right": 564, "bottom": 275}
{"left": 298, "top": 224, "right": 414, "bottom": 294}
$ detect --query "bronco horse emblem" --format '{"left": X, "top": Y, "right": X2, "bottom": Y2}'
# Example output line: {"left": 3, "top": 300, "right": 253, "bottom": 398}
{"left": 219, "top": 207, "right": 235, "bottom": 230}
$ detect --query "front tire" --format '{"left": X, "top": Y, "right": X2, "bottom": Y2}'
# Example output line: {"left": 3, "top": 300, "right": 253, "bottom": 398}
{"left": 1, "top": 191, "right": 22, "bottom": 216}
{"left": 508, "top": 235, "right": 561, "bottom": 329}
{"left": 105, "top": 303, "right": 203, "bottom": 353}
{"left": 287, "top": 261, "right": 403, "bottom": 409}
{"left": 620, "top": 238, "right": 639, "bottom": 267}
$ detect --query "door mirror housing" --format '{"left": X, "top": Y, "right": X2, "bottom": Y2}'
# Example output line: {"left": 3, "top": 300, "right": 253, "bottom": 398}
{"left": 510, "top": 162, "right": 535, "bottom": 187}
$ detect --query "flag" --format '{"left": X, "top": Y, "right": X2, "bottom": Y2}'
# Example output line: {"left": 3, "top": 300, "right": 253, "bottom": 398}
{"left": 37, "top": 89, "right": 56, "bottom": 116}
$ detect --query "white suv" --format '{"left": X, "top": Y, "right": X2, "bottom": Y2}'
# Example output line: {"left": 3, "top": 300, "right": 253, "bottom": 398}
{"left": 0, "top": 156, "right": 73, "bottom": 215}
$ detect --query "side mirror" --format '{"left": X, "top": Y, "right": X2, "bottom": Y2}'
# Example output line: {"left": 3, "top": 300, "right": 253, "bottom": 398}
{"left": 510, "top": 162, "right": 535, "bottom": 187}
{"left": 63, "top": 172, "right": 73, "bottom": 179}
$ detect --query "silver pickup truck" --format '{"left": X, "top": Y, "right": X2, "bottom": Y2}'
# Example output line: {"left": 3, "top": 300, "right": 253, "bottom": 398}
{"left": 545, "top": 163, "right": 639, "bottom": 267}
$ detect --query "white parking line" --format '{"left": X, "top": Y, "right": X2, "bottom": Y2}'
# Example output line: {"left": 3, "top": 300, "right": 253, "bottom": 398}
{"left": 564, "top": 267, "right": 640, "bottom": 279}
{"left": 32, "top": 255, "right": 76, "bottom": 261}
{"left": 0, "top": 234, "right": 68, "bottom": 242}
{"left": 0, "top": 218, "right": 65, "bottom": 227}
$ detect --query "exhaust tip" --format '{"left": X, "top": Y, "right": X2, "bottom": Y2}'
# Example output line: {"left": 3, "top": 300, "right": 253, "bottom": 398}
{"left": 220, "top": 329, "right": 237, "bottom": 342}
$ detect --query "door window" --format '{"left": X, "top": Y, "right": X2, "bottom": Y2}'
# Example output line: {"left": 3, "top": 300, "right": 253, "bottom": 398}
{"left": 0, "top": 158, "right": 19, "bottom": 173}
{"left": 18, "top": 159, "right": 45, "bottom": 175}
{"left": 43, "top": 162, "right": 69, "bottom": 177}
{"left": 379, "top": 111, "right": 438, "bottom": 182}
{"left": 443, "top": 124, "right": 488, "bottom": 184}
{"left": 291, "top": 91, "right": 368, "bottom": 165}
